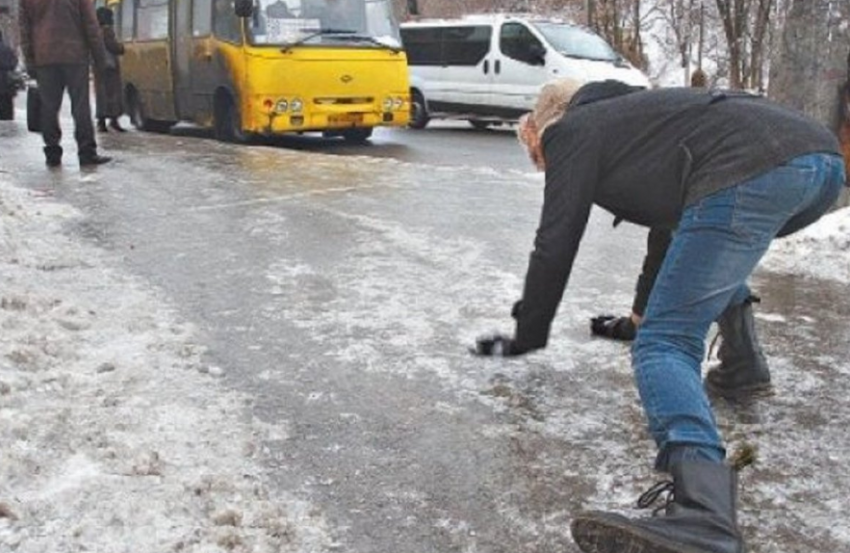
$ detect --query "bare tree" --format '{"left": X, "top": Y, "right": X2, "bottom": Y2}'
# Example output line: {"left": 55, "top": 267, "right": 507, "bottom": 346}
{"left": 582, "top": 0, "right": 647, "bottom": 67}
{"left": 714, "top": 0, "right": 774, "bottom": 89}
{"left": 654, "top": 0, "right": 703, "bottom": 85}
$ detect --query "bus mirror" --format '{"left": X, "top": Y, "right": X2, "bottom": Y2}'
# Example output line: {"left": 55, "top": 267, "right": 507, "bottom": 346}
{"left": 234, "top": 0, "right": 253, "bottom": 18}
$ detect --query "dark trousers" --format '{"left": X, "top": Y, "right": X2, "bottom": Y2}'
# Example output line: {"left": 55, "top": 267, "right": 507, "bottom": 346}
{"left": 36, "top": 64, "right": 97, "bottom": 159}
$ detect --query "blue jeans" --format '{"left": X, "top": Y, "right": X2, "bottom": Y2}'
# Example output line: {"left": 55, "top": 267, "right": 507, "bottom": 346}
{"left": 633, "top": 153, "right": 846, "bottom": 472}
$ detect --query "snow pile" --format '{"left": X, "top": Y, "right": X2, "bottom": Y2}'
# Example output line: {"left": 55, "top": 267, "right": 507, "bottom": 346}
{"left": 0, "top": 179, "right": 333, "bottom": 552}
{"left": 760, "top": 205, "right": 850, "bottom": 282}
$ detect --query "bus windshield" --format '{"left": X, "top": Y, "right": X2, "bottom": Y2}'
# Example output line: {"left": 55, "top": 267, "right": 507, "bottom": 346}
{"left": 247, "top": 0, "right": 401, "bottom": 48}
{"left": 531, "top": 22, "right": 620, "bottom": 62}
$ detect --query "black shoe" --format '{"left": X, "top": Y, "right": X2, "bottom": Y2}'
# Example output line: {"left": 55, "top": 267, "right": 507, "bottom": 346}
{"left": 79, "top": 154, "right": 112, "bottom": 166}
{"left": 46, "top": 156, "right": 62, "bottom": 167}
{"left": 97, "top": 119, "right": 108, "bottom": 133}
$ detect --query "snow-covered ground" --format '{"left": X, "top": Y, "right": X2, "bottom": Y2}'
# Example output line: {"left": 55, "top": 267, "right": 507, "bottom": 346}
{"left": 0, "top": 177, "right": 335, "bottom": 552}
{"left": 760, "top": 204, "right": 850, "bottom": 282}
{"left": 1, "top": 162, "right": 848, "bottom": 552}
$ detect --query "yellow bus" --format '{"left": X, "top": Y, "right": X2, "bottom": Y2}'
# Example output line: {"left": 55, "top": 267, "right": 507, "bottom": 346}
{"left": 110, "top": 0, "right": 410, "bottom": 142}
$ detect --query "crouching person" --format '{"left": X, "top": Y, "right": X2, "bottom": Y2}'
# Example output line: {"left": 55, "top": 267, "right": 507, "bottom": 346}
{"left": 473, "top": 79, "right": 846, "bottom": 553}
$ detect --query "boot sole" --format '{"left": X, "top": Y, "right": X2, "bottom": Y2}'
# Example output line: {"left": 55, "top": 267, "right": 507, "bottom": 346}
{"left": 571, "top": 515, "right": 711, "bottom": 553}
{"left": 704, "top": 380, "right": 774, "bottom": 401}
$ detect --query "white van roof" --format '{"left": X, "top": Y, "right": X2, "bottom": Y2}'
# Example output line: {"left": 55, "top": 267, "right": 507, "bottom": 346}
{"left": 400, "top": 12, "right": 580, "bottom": 28}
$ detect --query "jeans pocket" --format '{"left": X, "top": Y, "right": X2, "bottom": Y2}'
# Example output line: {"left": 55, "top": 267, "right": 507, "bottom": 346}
{"left": 730, "top": 162, "right": 815, "bottom": 242}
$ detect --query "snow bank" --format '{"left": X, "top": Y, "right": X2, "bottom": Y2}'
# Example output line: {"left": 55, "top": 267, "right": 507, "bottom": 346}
{"left": 760, "top": 205, "right": 850, "bottom": 282}
{"left": 0, "top": 178, "right": 333, "bottom": 552}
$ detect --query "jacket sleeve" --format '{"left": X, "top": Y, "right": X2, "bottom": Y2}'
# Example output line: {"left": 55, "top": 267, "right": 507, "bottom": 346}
{"left": 631, "top": 227, "right": 673, "bottom": 317}
{"left": 513, "top": 122, "right": 600, "bottom": 351}
{"left": 18, "top": 0, "right": 34, "bottom": 68}
{"left": 80, "top": 0, "right": 107, "bottom": 70}
{"left": 104, "top": 27, "right": 125, "bottom": 55}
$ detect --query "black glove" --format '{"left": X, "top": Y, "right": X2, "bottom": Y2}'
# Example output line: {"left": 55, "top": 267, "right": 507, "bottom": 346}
{"left": 590, "top": 315, "right": 637, "bottom": 341}
{"left": 470, "top": 333, "right": 528, "bottom": 357}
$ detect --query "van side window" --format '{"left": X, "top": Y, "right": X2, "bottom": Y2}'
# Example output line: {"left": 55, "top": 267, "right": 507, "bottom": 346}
{"left": 500, "top": 22, "right": 543, "bottom": 64}
{"left": 401, "top": 27, "right": 443, "bottom": 66}
{"left": 442, "top": 25, "right": 490, "bottom": 66}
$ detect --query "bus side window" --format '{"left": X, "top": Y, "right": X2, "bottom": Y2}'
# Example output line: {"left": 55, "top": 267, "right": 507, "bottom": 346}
{"left": 214, "top": 0, "right": 243, "bottom": 43}
{"left": 137, "top": 0, "right": 169, "bottom": 40}
{"left": 193, "top": 0, "right": 212, "bottom": 36}
{"left": 121, "top": 0, "right": 136, "bottom": 39}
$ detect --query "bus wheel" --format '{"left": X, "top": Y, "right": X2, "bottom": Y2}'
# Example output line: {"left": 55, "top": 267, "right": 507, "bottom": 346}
{"left": 127, "top": 91, "right": 172, "bottom": 133}
{"left": 409, "top": 91, "right": 429, "bottom": 130}
{"left": 341, "top": 128, "right": 373, "bottom": 143}
{"left": 469, "top": 120, "right": 491, "bottom": 130}
{"left": 215, "top": 96, "right": 248, "bottom": 143}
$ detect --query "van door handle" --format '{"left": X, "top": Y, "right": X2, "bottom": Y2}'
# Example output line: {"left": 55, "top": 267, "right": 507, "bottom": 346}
{"left": 495, "top": 60, "right": 501, "bottom": 74}
{"left": 483, "top": 60, "right": 489, "bottom": 74}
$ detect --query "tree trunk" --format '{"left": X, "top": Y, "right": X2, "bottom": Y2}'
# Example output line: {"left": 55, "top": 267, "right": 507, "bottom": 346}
{"left": 769, "top": 0, "right": 850, "bottom": 205}
{"left": 769, "top": 0, "right": 849, "bottom": 128}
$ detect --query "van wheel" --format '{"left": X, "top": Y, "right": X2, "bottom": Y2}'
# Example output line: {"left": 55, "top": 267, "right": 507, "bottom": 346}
{"left": 469, "top": 120, "right": 491, "bottom": 130}
{"left": 409, "top": 91, "right": 429, "bottom": 129}
{"left": 215, "top": 95, "right": 249, "bottom": 143}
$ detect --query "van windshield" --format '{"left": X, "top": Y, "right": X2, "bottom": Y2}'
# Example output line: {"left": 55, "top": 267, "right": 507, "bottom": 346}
{"left": 247, "top": 0, "right": 401, "bottom": 48}
{"left": 531, "top": 22, "right": 620, "bottom": 62}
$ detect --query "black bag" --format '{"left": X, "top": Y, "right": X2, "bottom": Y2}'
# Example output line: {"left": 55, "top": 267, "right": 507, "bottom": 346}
{"left": 26, "top": 84, "right": 41, "bottom": 133}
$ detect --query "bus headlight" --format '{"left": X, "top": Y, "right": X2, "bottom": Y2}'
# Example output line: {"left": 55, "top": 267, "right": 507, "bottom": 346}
{"left": 393, "top": 97, "right": 404, "bottom": 109}
{"left": 275, "top": 99, "right": 289, "bottom": 113}
{"left": 290, "top": 98, "right": 303, "bottom": 113}
{"left": 382, "top": 97, "right": 394, "bottom": 111}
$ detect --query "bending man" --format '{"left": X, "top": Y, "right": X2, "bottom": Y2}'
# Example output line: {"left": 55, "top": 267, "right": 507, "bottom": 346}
{"left": 474, "top": 79, "right": 845, "bottom": 553}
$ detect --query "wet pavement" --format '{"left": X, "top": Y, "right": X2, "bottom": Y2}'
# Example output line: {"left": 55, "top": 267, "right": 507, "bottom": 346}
{"left": 2, "top": 102, "right": 849, "bottom": 552}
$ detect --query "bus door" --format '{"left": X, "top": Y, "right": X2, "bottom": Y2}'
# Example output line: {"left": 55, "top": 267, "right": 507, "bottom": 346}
{"left": 172, "top": 0, "right": 193, "bottom": 118}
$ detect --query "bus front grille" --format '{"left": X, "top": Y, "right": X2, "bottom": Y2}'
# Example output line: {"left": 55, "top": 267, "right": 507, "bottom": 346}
{"left": 314, "top": 97, "right": 374, "bottom": 105}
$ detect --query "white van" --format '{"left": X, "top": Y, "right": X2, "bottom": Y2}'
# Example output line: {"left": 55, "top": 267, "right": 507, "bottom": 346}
{"left": 400, "top": 13, "right": 651, "bottom": 129}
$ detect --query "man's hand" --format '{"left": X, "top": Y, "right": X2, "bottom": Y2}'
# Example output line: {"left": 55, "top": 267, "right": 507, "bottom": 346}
{"left": 470, "top": 333, "right": 528, "bottom": 357}
{"left": 590, "top": 314, "right": 637, "bottom": 341}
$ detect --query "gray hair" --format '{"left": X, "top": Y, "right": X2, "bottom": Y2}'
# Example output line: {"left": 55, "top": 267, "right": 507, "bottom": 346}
{"left": 529, "top": 78, "right": 583, "bottom": 137}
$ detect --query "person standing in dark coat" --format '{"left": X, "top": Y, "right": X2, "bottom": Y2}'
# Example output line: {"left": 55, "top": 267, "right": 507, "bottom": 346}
{"left": 474, "top": 78, "right": 846, "bottom": 553}
{"left": 94, "top": 7, "right": 125, "bottom": 133}
{"left": 0, "top": 29, "right": 19, "bottom": 121}
{"left": 19, "top": 0, "right": 112, "bottom": 166}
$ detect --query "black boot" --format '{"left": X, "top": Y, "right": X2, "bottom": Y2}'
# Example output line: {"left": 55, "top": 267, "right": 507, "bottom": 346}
{"left": 97, "top": 118, "right": 108, "bottom": 132}
{"left": 79, "top": 153, "right": 112, "bottom": 166}
{"left": 571, "top": 460, "right": 745, "bottom": 553}
{"left": 44, "top": 145, "right": 63, "bottom": 167}
{"left": 705, "top": 295, "right": 772, "bottom": 399}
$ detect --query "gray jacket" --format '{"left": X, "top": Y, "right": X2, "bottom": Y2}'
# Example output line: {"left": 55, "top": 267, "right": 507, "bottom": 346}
{"left": 514, "top": 86, "right": 841, "bottom": 351}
